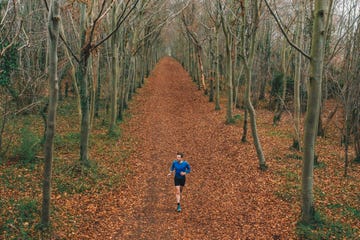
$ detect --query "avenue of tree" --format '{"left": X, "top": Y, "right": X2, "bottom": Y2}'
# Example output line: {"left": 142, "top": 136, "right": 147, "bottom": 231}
{"left": 0, "top": 0, "right": 359, "bottom": 233}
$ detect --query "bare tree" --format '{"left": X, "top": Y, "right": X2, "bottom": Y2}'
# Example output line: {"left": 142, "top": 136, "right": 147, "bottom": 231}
{"left": 219, "top": 0, "right": 234, "bottom": 124}
{"left": 240, "top": 0, "right": 267, "bottom": 170}
{"left": 41, "top": 0, "right": 60, "bottom": 229}
{"left": 59, "top": 0, "right": 140, "bottom": 166}
{"left": 301, "top": 0, "right": 329, "bottom": 224}
{"left": 181, "top": 2, "right": 207, "bottom": 93}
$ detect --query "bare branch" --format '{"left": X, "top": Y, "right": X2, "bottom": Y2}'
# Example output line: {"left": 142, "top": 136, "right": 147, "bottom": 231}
{"left": 93, "top": 0, "right": 140, "bottom": 49}
{"left": 132, "top": 1, "right": 191, "bottom": 56}
{"left": 263, "top": 0, "right": 311, "bottom": 60}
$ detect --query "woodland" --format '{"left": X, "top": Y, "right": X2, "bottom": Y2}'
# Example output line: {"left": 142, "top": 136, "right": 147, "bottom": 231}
{"left": 0, "top": 0, "right": 359, "bottom": 239}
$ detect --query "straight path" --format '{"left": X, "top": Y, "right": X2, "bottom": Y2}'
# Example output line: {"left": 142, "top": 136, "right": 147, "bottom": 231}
{"left": 108, "top": 57, "right": 295, "bottom": 239}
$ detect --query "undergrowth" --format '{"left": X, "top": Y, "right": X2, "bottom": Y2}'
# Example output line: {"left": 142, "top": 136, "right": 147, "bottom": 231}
{"left": 0, "top": 98, "right": 133, "bottom": 238}
{"left": 296, "top": 211, "right": 358, "bottom": 239}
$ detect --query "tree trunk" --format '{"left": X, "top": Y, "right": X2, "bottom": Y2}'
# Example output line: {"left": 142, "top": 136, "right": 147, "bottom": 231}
{"left": 215, "top": 25, "right": 221, "bottom": 111}
{"left": 88, "top": 55, "right": 96, "bottom": 129}
{"left": 219, "top": 3, "right": 234, "bottom": 123}
{"left": 259, "top": 21, "right": 272, "bottom": 101}
{"left": 223, "top": 25, "right": 233, "bottom": 123}
{"left": 95, "top": 52, "right": 101, "bottom": 118}
{"left": 241, "top": 0, "right": 267, "bottom": 170}
{"left": 78, "top": 55, "right": 90, "bottom": 166}
{"left": 109, "top": 5, "right": 119, "bottom": 133}
{"left": 241, "top": 108, "right": 248, "bottom": 142}
{"left": 41, "top": 0, "right": 60, "bottom": 228}
{"left": 78, "top": 3, "right": 91, "bottom": 166}
{"left": 273, "top": 42, "right": 289, "bottom": 125}
{"left": 301, "top": 0, "right": 328, "bottom": 224}
{"left": 293, "top": 0, "right": 305, "bottom": 150}
{"left": 244, "top": 63, "right": 267, "bottom": 170}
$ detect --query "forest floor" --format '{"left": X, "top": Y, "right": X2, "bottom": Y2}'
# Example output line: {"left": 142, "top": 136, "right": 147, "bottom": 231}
{"left": 1, "top": 57, "right": 360, "bottom": 239}
{"left": 69, "top": 57, "right": 358, "bottom": 239}
{"left": 101, "top": 57, "right": 297, "bottom": 239}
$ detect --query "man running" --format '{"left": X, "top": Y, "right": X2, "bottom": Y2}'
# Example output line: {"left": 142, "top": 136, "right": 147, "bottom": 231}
{"left": 167, "top": 152, "right": 191, "bottom": 212}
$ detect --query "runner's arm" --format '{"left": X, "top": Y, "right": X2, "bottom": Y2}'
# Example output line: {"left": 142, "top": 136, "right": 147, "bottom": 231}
{"left": 185, "top": 162, "right": 191, "bottom": 174}
{"left": 167, "top": 161, "right": 175, "bottom": 176}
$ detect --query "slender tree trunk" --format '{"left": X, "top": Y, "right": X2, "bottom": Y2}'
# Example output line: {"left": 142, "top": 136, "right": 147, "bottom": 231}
{"left": 244, "top": 63, "right": 267, "bottom": 169}
{"left": 78, "top": 3, "right": 91, "bottom": 166}
{"left": 196, "top": 47, "right": 207, "bottom": 93}
{"left": 209, "top": 37, "right": 215, "bottom": 102}
{"left": 109, "top": 5, "right": 119, "bottom": 132}
{"left": 215, "top": 25, "right": 221, "bottom": 111}
{"left": 95, "top": 52, "right": 101, "bottom": 118}
{"left": 118, "top": 28, "right": 126, "bottom": 121}
{"left": 209, "top": 38, "right": 214, "bottom": 102}
{"left": 259, "top": 21, "right": 272, "bottom": 101}
{"left": 41, "top": 0, "right": 60, "bottom": 228}
{"left": 78, "top": 55, "right": 90, "bottom": 166}
{"left": 344, "top": 99, "right": 350, "bottom": 177}
{"left": 223, "top": 26, "right": 233, "bottom": 123}
{"left": 301, "top": 0, "right": 328, "bottom": 224}
{"left": 293, "top": 0, "right": 305, "bottom": 150}
{"left": 241, "top": 0, "right": 267, "bottom": 170}
{"left": 241, "top": 108, "right": 248, "bottom": 142}
{"left": 273, "top": 42, "right": 288, "bottom": 125}
{"left": 88, "top": 55, "right": 96, "bottom": 129}
{"left": 220, "top": 4, "right": 233, "bottom": 123}
{"left": 317, "top": 0, "right": 334, "bottom": 137}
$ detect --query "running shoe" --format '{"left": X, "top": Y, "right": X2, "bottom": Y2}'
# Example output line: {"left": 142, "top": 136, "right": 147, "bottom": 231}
{"left": 177, "top": 204, "right": 181, "bottom": 212}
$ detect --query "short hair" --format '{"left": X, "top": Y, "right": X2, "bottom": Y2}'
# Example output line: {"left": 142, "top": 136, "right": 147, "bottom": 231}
{"left": 177, "top": 152, "right": 184, "bottom": 157}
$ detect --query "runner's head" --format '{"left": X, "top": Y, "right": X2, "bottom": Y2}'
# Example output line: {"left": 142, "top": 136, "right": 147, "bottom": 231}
{"left": 176, "top": 152, "right": 184, "bottom": 160}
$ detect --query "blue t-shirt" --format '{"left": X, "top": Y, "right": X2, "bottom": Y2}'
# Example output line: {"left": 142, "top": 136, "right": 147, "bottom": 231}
{"left": 170, "top": 160, "right": 191, "bottom": 179}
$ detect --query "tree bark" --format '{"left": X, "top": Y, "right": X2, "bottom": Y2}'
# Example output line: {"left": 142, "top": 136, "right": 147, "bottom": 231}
{"left": 301, "top": 0, "right": 328, "bottom": 224}
{"left": 241, "top": 0, "right": 267, "bottom": 169}
{"left": 215, "top": 24, "right": 221, "bottom": 111}
{"left": 222, "top": 23, "right": 233, "bottom": 123}
{"left": 293, "top": 0, "right": 305, "bottom": 150}
{"left": 109, "top": 5, "right": 119, "bottom": 133}
{"left": 78, "top": 3, "right": 91, "bottom": 166}
{"left": 41, "top": 0, "right": 60, "bottom": 228}
{"left": 273, "top": 42, "right": 289, "bottom": 125}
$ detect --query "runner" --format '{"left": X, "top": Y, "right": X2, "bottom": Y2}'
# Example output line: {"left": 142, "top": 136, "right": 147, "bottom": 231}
{"left": 167, "top": 152, "right": 191, "bottom": 212}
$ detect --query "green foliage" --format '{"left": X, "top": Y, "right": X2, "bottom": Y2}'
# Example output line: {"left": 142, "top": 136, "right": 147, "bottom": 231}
{"left": 57, "top": 99, "right": 78, "bottom": 116}
{"left": 108, "top": 125, "right": 121, "bottom": 139}
{"left": 54, "top": 161, "right": 98, "bottom": 194}
{"left": 0, "top": 41, "right": 18, "bottom": 95}
{"left": 327, "top": 203, "right": 360, "bottom": 220}
{"left": 269, "top": 72, "right": 295, "bottom": 108}
{"left": 54, "top": 159, "right": 130, "bottom": 195}
{"left": 0, "top": 166, "right": 27, "bottom": 191}
{"left": 233, "top": 114, "right": 242, "bottom": 120}
{"left": 268, "top": 130, "right": 291, "bottom": 138}
{"left": 225, "top": 114, "right": 242, "bottom": 125}
{"left": 0, "top": 198, "right": 39, "bottom": 240}
{"left": 346, "top": 206, "right": 360, "bottom": 220}
{"left": 270, "top": 72, "right": 283, "bottom": 97}
{"left": 54, "top": 132, "right": 80, "bottom": 151}
{"left": 285, "top": 153, "right": 302, "bottom": 160}
{"left": 274, "top": 170, "right": 300, "bottom": 202}
{"left": 15, "top": 125, "right": 41, "bottom": 165}
{"left": 225, "top": 117, "right": 236, "bottom": 125}
{"left": 296, "top": 211, "right": 358, "bottom": 239}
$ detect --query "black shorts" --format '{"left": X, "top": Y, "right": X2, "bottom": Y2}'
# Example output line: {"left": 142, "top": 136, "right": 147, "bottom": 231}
{"left": 174, "top": 177, "right": 186, "bottom": 186}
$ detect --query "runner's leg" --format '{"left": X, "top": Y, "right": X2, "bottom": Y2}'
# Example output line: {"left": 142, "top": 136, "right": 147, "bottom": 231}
{"left": 175, "top": 186, "right": 181, "bottom": 204}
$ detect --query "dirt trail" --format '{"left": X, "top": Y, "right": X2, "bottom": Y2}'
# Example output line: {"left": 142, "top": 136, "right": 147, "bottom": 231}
{"left": 105, "top": 57, "right": 295, "bottom": 239}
